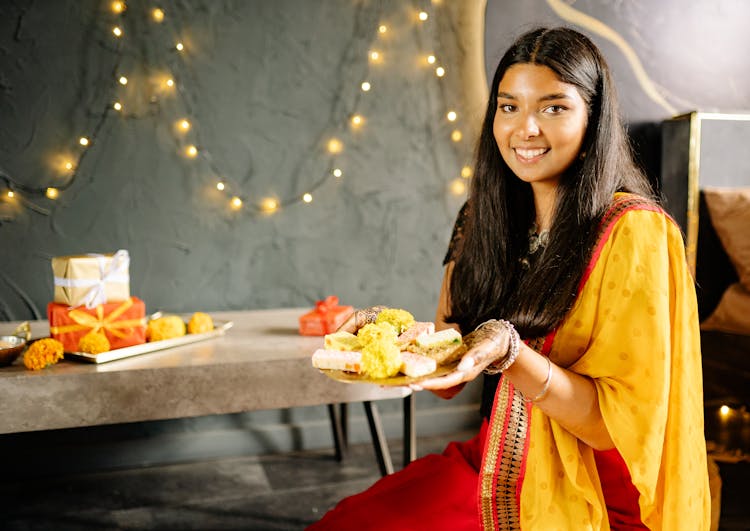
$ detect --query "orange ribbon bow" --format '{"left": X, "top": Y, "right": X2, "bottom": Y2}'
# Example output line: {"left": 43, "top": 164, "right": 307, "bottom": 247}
{"left": 314, "top": 296, "right": 340, "bottom": 314}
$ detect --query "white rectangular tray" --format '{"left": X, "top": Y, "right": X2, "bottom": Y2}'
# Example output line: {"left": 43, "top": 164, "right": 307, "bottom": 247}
{"left": 66, "top": 320, "right": 233, "bottom": 364}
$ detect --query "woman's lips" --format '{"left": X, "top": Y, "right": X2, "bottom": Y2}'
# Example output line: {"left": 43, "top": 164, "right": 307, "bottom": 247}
{"left": 514, "top": 147, "right": 549, "bottom": 163}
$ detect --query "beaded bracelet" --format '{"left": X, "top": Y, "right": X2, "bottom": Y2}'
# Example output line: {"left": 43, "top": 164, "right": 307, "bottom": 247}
{"left": 525, "top": 355, "right": 553, "bottom": 402}
{"left": 479, "top": 319, "right": 520, "bottom": 375}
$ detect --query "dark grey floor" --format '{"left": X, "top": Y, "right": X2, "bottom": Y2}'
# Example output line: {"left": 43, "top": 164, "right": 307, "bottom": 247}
{"left": 0, "top": 431, "right": 467, "bottom": 531}
{"left": 0, "top": 428, "right": 748, "bottom": 530}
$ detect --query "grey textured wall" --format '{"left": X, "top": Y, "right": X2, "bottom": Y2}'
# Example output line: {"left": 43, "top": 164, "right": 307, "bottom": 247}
{"left": 0, "top": 0, "right": 484, "bottom": 469}
{"left": 0, "top": 0, "right": 474, "bottom": 322}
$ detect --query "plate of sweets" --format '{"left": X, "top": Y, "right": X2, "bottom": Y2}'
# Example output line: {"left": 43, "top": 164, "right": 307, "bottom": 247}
{"left": 67, "top": 312, "right": 233, "bottom": 364}
{"left": 311, "top": 308, "right": 466, "bottom": 386}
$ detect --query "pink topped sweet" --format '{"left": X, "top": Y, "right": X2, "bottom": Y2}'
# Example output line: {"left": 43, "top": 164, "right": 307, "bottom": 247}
{"left": 397, "top": 322, "right": 435, "bottom": 346}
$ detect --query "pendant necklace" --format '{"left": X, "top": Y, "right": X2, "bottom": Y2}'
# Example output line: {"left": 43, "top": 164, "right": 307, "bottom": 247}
{"left": 521, "top": 223, "right": 550, "bottom": 270}
{"left": 528, "top": 222, "right": 550, "bottom": 255}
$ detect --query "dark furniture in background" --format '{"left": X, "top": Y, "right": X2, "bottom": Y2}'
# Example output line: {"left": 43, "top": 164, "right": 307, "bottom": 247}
{"left": 660, "top": 111, "right": 750, "bottom": 409}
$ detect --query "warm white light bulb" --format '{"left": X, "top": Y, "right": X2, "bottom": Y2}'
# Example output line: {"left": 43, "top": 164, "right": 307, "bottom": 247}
{"left": 719, "top": 405, "right": 731, "bottom": 417}
{"left": 261, "top": 198, "right": 278, "bottom": 213}
{"left": 7, "top": 191, "right": 14, "bottom": 198}
{"left": 351, "top": 114, "right": 364, "bottom": 127}
{"left": 216, "top": 182, "right": 225, "bottom": 191}
{"left": 446, "top": 111, "right": 457, "bottom": 122}
{"left": 418, "top": 11, "right": 428, "bottom": 21}
{"left": 369, "top": 51, "right": 380, "bottom": 61}
{"left": 327, "top": 138, "right": 343, "bottom": 154}
{"left": 111, "top": 1, "right": 125, "bottom": 14}
{"left": 361, "top": 81, "right": 371, "bottom": 92}
{"left": 112, "top": 26, "right": 123, "bottom": 37}
{"left": 435, "top": 66, "right": 445, "bottom": 77}
{"left": 378, "top": 25, "right": 387, "bottom": 34}
{"left": 230, "top": 196, "right": 242, "bottom": 209}
{"left": 450, "top": 178, "right": 466, "bottom": 196}
{"left": 176, "top": 42, "right": 184, "bottom": 51}
{"left": 152, "top": 8, "right": 164, "bottom": 23}
{"left": 186, "top": 145, "right": 198, "bottom": 158}
{"left": 303, "top": 193, "right": 313, "bottom": 203}
{"left": 166, "top": 78, "right": 175, "bottom": 87}
{"left": 79, "top": 137, "right": 90, "bottom": 146}
{"left": 178, "top": 119, "right": 191, "bottom": 131}
{"left": 427, "top": 55, "right": 436, "bottom": 64}
{"left": 113, "top": 102, "right": 122, "bottom": 111}
{"left": 461, "top": 166, "right": 473, "bottom": 179}
{"left": 64, "top": 162, "right": 74, "bottom": 171}
{"left": 451, "top": 130, "right": 462, "bottom": 142}
{"left": 46, "top": 187, "right": 59, "bottom": 199}
{"left": 119, "top": 76, "right": 128, "bottom": 85}
{"left": 333, "top": 168, "right": 343, "bottom": 178}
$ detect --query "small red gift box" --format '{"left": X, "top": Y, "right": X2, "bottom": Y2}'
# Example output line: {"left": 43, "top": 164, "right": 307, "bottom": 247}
{"left": 48, "top": 296, "right": 147, "bottom": 352}
{"left": 299, "top": 296, "right": 354, "bottom": 336}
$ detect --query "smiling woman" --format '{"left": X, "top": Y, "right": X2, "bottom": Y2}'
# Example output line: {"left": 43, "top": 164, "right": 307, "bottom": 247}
{"left": 310, "top": 26, "right": 711, "bottom": 531}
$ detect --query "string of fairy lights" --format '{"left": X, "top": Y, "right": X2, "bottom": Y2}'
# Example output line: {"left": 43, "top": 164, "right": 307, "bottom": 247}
{"left": 0, "top": 1, "right": 473, "bottom": 220}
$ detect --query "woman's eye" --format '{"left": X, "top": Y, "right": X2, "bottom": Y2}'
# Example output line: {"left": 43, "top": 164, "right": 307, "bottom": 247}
{"left": 497, "top": 103, "right": 516, "bottom": 113}
{"left": 543, "top": 105, "right": 567, "bottom": 114}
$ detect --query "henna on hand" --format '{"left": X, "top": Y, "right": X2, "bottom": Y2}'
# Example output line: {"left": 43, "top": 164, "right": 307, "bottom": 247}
{"left": 337, "top": 305, "right": 387, "bottom": 333}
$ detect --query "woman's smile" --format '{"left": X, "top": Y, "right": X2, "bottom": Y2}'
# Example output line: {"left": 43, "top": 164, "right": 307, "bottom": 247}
{"left": 513, "top": 147, "right": 550, "bottom": 163}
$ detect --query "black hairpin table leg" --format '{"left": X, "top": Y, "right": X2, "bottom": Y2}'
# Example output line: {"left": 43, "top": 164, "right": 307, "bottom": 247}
{"left": 403, "top": 394, "right": 416, "bottom": 468}
{"left": 364, "top": 401, "right": 394, "bottom": 476}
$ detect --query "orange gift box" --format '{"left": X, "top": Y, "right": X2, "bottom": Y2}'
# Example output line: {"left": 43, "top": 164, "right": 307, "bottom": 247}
{"left": 299, "top": 296, "right": 354, "bottom": 336}
{"left": 47, "top": 296, "right": 147, "bottom": 352}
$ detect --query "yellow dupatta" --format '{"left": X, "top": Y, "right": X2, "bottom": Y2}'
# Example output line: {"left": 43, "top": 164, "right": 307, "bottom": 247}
{"left": 515, "top": 195, "right": 711, "bottom": 529}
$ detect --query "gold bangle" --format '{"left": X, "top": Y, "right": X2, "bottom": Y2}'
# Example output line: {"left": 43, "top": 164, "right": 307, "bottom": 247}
{"left": 525, "top": 355, "right": 552, "bottom": 402}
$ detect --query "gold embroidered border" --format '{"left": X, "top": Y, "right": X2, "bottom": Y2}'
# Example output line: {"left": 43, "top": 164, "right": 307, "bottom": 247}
{"left": 480, "top": 377, "right": 530, "bottom": 530}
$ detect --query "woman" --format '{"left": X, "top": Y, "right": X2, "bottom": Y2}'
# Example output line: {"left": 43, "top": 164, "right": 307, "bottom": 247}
{"left": 310, "top": 27, "right": 710, "bottom": 530}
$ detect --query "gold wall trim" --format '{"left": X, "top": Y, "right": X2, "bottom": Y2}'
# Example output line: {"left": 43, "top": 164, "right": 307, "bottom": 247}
{"left": 450, "top": 0, "right": 489, "bottom": 143}
{"left": 686, "top": 112, "right": 702, "bottom": 275}
{"left": 545, "top": 0, "right": 677, "bottom": 116}
{"left": 671, "top": 111, "right": 750, "bottom": 274}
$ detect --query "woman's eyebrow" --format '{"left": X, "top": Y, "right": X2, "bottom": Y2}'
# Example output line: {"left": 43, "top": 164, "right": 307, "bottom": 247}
{"left": 539, "top": 93, "right": 572, "bottom": 101}
{"left": 495, "top": 92, "right": 572, "bottom": 101}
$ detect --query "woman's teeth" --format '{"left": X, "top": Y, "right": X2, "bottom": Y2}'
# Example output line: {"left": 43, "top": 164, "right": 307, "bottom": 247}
{"left": 515, "top": 148, "right": 548, "bottom": 160}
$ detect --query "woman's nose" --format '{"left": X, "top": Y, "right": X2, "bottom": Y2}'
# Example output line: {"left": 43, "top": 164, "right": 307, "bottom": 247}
{"left": 515, "top": 113, "right": 540, "bottom": 139}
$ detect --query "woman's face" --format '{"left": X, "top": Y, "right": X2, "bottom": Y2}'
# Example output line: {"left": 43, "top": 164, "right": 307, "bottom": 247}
{"left": 493, "top": 63, "right": 588, "bottom": 191}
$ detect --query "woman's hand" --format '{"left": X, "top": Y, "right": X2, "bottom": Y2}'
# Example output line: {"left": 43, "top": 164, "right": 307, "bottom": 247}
{"left": 410, "top": 325, "right": 510, "bottom": 391}
{"left": 337, "top": 305, "right": 388, "bottom": 334}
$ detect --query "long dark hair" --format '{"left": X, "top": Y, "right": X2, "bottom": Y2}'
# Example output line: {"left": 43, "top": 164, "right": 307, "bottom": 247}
{"left": 447, "top": 27, "right": 654, "bottom": 337}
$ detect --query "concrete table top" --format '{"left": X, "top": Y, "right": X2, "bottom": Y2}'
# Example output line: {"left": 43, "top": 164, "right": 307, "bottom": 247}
{"left": 0, "top": 308, "right": 411, "bottom": 434}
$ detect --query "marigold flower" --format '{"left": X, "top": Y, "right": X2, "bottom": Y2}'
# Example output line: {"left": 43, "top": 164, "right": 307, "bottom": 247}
{"left": 24, "top": 338, "right": 64, "bottom": 371}
{"left": 187, "top": 312, "right": 213, "bottom": 334}
{"left": 357, "top": 322, "right": 402, "bottom": 378}
{"left": 78, "top": 331, "right": 110, "bottom": 354}
{"left": 361, "top": 339, "right": 402, "bottom": 379}
{"left": 147, "top": 315, "right": 186, "bottom": 342}
{"left": 375, "top": 308, "right": 415, "bottom": 335}
{"left": 357, "top": 322, "right": 397, "bottom": 347}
